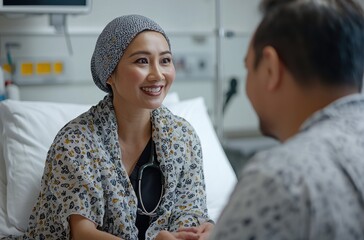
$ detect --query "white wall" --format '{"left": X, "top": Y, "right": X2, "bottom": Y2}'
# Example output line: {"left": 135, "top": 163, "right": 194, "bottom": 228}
{"left": 0, "top": 0, "right": 262, "bottom": 135}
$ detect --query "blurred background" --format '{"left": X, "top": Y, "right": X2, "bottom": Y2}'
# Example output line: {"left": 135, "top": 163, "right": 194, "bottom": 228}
{"left": 0, "top": 0, "right": 288, "bottom": 174}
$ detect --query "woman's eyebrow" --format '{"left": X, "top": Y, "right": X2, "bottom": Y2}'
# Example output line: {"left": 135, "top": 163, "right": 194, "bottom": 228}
{"left": 128, "top": 51, "right": 150, "bottom": 58}
{"left": 128, "top": 50, "right": 172, "bottom": 58}
{"left": 160, "top": 51, "right": 172, "bottom": 56}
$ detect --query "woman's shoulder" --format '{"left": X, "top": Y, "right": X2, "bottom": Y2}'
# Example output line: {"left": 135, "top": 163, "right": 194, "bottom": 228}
{"left": 55, "top": 108, "right": 95, "bottom": 138}
{"left": 56, "top": 96, "right": 114, "bottom": 138}
{"left": 51, "top": 103, "right": 113, "bottom": 154}
{"left": 154, "top": 105, "right": 192, "bottom": 124}
{"left": 46, "top": 106, "right": 111, "bottom": 170}
{"left": 153, "top": 105, "right": 196, "bottom": 132}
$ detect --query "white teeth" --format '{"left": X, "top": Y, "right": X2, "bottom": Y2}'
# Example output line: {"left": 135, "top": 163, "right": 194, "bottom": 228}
{"left": 142, "top": 87, "right": 162, "bottom": 93}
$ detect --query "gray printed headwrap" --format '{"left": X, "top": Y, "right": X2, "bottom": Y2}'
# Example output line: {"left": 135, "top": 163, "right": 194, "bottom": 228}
{"left": 91, "top": 14, "right": 170, "bottom": 93}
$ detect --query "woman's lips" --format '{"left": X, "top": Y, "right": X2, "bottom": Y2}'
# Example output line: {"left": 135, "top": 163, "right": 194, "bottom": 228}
{"left": 141, "top": 86, "right": 163, "bottom": 95}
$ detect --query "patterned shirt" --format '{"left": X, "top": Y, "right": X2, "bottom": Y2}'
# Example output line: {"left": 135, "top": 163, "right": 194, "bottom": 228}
{"left": 11, "top": 94, "right": 210, "bottom": 240}
{"left": 210, "top": 93, "right": 364, "bottom": 240}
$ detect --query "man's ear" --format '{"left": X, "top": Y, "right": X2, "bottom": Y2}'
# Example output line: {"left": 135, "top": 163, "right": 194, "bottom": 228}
{"left": 261, "top": 46, "right": 282, "bottom": 91}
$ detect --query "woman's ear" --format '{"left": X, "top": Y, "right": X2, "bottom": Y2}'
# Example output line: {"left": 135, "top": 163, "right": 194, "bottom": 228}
{"left": 106, "top": 74, "right": 114, "bottom": 87}
{"left": 261, "top": 46, "right": 282, "bottom": 92}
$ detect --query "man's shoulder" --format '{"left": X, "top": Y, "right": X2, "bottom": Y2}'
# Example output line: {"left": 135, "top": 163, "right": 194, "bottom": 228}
{"left": 242, "top": 133, "right": 328, "bottom": 180}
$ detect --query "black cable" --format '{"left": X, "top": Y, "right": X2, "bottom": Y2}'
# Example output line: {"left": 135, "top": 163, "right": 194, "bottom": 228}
{"left": 223, "top": 77, "right": 238, "bottom": 114}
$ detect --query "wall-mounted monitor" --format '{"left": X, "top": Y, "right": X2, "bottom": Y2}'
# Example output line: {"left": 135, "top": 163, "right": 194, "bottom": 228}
{"left": 0, "top": 0, "right": 92, "bottom": 14}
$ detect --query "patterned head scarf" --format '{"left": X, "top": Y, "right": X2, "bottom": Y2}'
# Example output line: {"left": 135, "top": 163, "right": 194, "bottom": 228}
{"left": 91, "top": 14, "right": 170, "bottom": 93}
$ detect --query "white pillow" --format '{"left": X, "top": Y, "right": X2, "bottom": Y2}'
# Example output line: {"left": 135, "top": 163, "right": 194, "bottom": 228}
{"left": 0, "top": 100, "right": 91, "bottom": 231}
{"left": 0, "top": 95, "right": 235, "bottom": 234}
{"left": 166, "top": 98, "right": 236, "bottom": 221}
{"left": 0, "top": 142, "right": 22, "bottom": 237}
{"left": 0, "top": 112, "right": 15, "bottom": 238}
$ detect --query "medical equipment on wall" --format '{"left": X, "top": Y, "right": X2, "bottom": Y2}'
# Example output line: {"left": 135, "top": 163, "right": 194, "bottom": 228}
{"left": 5, "top": 80, "right": 20, "bottom": 100}
{"left": 0, "top": 1, "right": 92, "bottom": 85}
{"left": 214, "top": 0, "right": 224, "bottom": 139}
{"left": 223, "top": 77, "right": 238, "bottom": 114}
{"left": 0, "top": 67, "right": 20, "bottom": 100}
{"left": 0, "top": 0, "right": 92, "bottom": 55}
{"left": 0, "top": 67, "right": 5, "bottom": 100}
{"left": 0, "top": 0, "right": 91, "bottom": 14}
{"left": 0, "top": 43, "right": 20, "bottom": 100}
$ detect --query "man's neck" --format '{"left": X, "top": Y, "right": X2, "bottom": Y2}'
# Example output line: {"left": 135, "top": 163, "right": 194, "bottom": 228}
{"left": 277, "top": 85, "right": 358, "bottom": 142}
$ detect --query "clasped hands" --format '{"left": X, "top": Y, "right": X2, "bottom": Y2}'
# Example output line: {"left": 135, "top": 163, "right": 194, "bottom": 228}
{"left": 155, "top": 222, "right": 214, "bottom": 240}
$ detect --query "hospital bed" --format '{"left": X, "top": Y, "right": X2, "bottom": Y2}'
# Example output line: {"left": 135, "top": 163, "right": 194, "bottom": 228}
{"left": 0, "top": 93, "right": 237, "bottom": 237}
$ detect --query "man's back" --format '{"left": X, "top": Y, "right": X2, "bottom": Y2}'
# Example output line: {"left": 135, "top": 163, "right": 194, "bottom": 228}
{"left": 211, "top": 94, "right": 364, "bottom": 240}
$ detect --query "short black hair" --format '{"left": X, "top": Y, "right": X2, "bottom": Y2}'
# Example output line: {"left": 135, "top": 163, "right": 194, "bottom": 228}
{"left": 253, "top": 0, "right": 364, "bottom": 90}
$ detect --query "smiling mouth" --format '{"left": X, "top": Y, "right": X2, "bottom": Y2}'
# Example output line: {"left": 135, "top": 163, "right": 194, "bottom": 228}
{"left": 142, "top": 86, "right": 163, "bottom": 93}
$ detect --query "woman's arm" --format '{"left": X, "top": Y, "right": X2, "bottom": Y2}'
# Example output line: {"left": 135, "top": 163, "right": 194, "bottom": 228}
{"left": 70, "top": 214, "right": 201, "bottom": 240}
{"left": 70, "top": 214, "right": 123, "bottom": 240}
{"left": 168, "top": 129, "right": 212, "bottom": 229}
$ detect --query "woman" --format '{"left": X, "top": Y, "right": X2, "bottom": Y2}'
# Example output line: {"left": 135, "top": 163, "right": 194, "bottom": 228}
{"left": 16, "top": 15, "right": 213, "bottom": 240}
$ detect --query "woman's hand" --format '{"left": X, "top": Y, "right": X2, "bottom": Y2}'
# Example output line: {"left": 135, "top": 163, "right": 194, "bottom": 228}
{"left": 177, "top": 222, "right": 214, "bottom": 240}
{"left": 155, "top": 230, "right": 199, "bottom": 240}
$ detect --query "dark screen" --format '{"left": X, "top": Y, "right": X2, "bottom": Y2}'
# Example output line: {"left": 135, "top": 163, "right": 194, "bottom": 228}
{"left": 4, "top": 0, "right": 86, "bottom": 6}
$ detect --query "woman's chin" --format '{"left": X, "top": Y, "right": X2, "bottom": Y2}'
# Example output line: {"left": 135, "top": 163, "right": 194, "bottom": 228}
{"left": 145, "top": 100, "right": 164, "bottom": 110}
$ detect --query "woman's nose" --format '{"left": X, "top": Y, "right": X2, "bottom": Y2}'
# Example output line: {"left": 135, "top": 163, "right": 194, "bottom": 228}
{"left": 147, "top": 64, "right": 164, "bottom": 81}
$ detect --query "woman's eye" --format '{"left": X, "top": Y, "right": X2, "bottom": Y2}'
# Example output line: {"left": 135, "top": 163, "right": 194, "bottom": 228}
{"left": 136, "top": 58, "right": 148, "bottom": 64}
{"left": 161, "top": 57, "right": 172, "bottom": 64}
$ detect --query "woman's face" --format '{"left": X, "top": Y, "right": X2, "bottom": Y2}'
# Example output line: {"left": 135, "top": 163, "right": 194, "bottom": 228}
{"left": 107, "top": 31, "right": 175, "bottom": 110}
